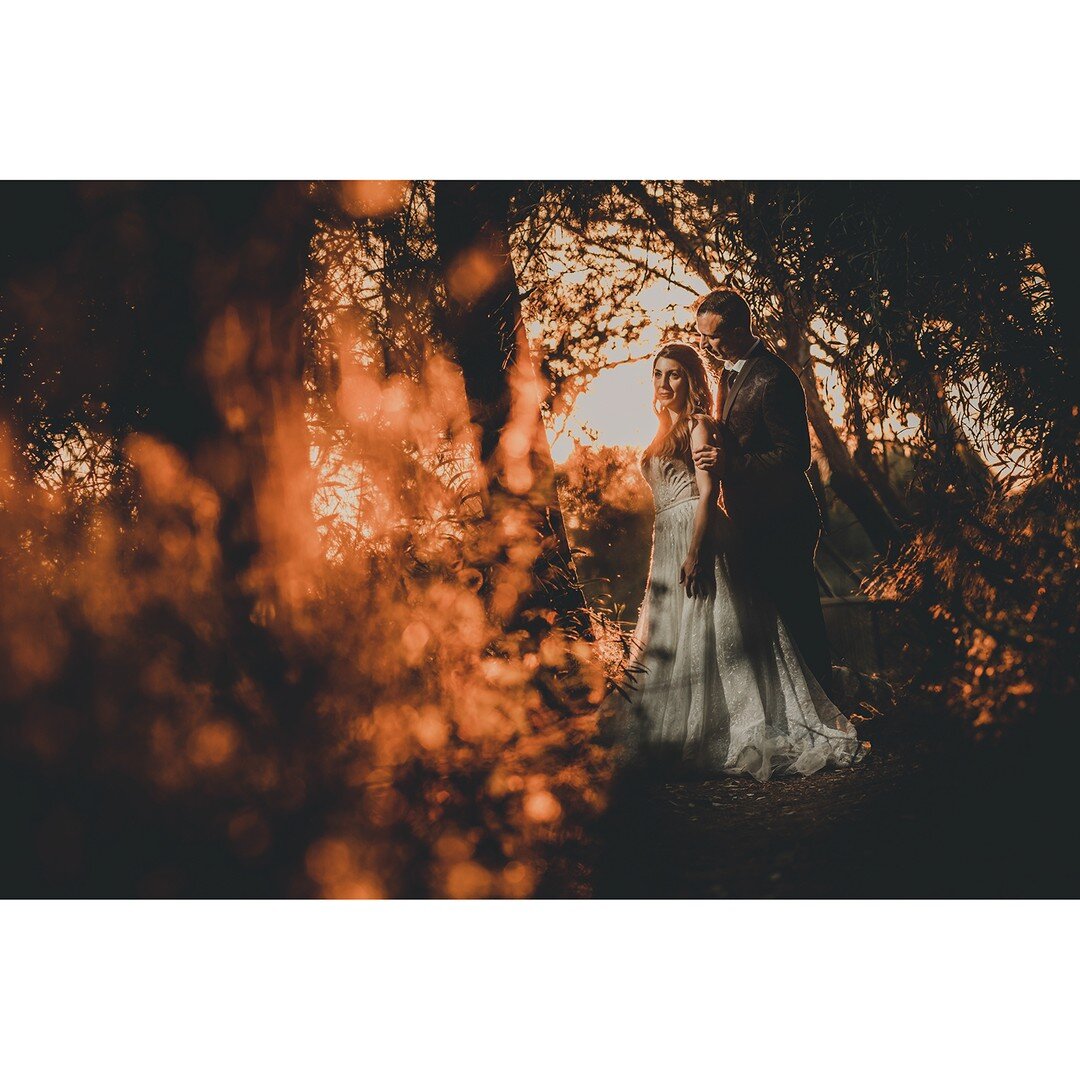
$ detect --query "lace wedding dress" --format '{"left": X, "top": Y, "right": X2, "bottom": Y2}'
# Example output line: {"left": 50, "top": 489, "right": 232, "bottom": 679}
{"left": 614, "top": 453, "right": 864, "bottom": 781}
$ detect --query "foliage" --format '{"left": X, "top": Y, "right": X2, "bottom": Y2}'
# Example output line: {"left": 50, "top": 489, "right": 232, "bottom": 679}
{"left": 868, "top": 476, "right": 1077, "bottom": 733}
{"left": 0, "top": 382, "right": 610, "bottom": 896}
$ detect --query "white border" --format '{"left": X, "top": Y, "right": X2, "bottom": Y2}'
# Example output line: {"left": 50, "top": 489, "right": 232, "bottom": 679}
{"left": 5, "top": 3, "right": 1078, "bottom": 178}
{"left": 1, "top": 900, "right": 1075, "bottom": 1077}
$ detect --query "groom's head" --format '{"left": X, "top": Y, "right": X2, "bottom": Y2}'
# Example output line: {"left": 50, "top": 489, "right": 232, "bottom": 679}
{"left": 695, "top": 289, "right": 755, "bottom": 364}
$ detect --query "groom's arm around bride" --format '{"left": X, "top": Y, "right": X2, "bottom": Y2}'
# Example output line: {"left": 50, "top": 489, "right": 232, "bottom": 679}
{"left": 689, "top": 289, "right": 832, "bottom": 693}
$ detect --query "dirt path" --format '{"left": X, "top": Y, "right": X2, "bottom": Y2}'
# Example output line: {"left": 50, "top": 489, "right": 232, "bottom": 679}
{"left": 575, "top": 718, "right": 1075, "bottom": 899}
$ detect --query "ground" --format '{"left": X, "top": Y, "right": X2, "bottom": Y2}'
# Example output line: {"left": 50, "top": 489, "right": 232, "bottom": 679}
{"left": 557, "top": 712, "right": 1077, "bottom": 899}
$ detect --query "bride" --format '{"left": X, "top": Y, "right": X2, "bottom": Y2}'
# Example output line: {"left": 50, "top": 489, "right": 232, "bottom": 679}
{"left": 613, "top": 341, "right": 864, "bottom": 781}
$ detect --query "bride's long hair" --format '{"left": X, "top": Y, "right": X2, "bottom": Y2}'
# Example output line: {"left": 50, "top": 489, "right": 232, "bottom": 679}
{"left": 641, "top": 342, "right": 715, "bottom": 465}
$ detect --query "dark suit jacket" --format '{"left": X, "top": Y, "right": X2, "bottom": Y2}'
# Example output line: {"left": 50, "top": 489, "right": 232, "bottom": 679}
{"left": 719, "top": 341, "right": 822, "bottom": 548}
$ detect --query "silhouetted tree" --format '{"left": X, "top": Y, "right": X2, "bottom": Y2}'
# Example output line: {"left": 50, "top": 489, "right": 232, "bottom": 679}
{"left": 433, "top": 180, "right": 588, "bottom": 632}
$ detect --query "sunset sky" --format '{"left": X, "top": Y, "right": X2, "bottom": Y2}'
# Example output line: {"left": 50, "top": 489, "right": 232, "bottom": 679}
{"left": 541, "top": 271, "right": 703, "bottom": 463}
{"left": 550, "top": 358, "right": 658, "bottom": 463}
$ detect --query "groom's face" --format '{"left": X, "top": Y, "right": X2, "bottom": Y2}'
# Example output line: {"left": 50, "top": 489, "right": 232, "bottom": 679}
{"left": 696, "top": 311, "right": 739, "bottom": 364}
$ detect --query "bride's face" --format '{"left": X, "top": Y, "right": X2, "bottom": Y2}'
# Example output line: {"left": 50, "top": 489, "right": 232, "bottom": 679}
{"left": 653, "top": 357, "right": 690, "bottom": 415}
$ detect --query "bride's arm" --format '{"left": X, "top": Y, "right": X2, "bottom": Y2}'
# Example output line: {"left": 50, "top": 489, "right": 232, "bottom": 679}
{"left": 680, "top": 415, "right": 723, "bottom": 598}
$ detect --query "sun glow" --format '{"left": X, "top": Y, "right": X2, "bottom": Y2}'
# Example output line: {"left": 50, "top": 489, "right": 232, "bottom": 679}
{"left": 550, "top": 359, "right": 658, "bottom": 463}
{"left": 543, "top": 267, "right": 704, "bottom": 463}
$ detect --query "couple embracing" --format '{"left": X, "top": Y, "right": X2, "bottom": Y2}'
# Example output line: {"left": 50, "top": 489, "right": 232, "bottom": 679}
{"left": 613, "top": 289, "right": 865, "bottom": 781}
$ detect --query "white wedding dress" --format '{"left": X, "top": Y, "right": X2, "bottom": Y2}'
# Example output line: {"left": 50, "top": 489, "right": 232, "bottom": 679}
{"left": 614, "top": 453, "right": 864, "bottom": 781}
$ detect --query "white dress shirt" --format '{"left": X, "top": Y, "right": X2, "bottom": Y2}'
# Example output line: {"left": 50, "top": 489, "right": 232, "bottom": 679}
{"left": 724, "top": 336, "right": 761, "bottom": 378}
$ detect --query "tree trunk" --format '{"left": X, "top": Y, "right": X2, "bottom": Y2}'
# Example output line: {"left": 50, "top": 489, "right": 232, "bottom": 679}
{"left": 895, "top": 366, "right": 995, "bottom": 497}
{"left": 1019, "top": 182, "right": 1079, "bottom": 365}
{"left": 780, "top": 335, "right": 904, "bottom": 555}
{"left": 129, "top": 182, "right": 317, "bottom": 616}
{"left": 847, "top": 393, "right": 910, "bottom": 524}
{"left": 433, "top": 181, "right": 589, "bottom": 634}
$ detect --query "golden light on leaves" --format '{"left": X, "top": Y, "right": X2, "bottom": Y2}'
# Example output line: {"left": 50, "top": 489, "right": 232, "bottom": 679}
{"left": 446, "top": 247, "right": 502, "bottom": 305}
{"left": 0, "top": 305, "right": 615, "bottom": 897}
{"left": 457, "top": 568, "right": 484, "bottom": 592}
{"left": 401, "top": 620, "right": 432, "bottom": 665}
{"left": 412, "top": 706, "right": 450, "bottom": 751}
{"left": 523, "top": 789, "right": 562, "bottom": 824}
{"left": 0, "top": 201, "right": 618, "bottom": 901}
{"left": 445, "top": 860, "right": 493, "bottom": 899}
{"left": 339, "top": 181, "right": 410, "bottom": 220}
{"left": 188, "top": 720, "right": 239, "bottom": 768}
{"left": 305, "top": 837, "right": 385, "bottom": 899}
{"left": 501, "top": 860, "right": 534, "bottom": 899}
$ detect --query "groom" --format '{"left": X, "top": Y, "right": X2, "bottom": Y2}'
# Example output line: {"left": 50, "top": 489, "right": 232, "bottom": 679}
{"left": 690, "top": 289, "right": 833, "bottom": 693}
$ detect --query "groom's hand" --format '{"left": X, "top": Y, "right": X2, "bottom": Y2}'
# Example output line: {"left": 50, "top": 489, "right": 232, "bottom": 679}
{"left": 692, "top": 441, "right": 723, "bottom": 477}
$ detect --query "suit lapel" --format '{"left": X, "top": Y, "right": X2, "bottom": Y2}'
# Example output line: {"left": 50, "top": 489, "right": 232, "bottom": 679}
{"left": 721, "top": 349, "right": 763, "bottom": 421}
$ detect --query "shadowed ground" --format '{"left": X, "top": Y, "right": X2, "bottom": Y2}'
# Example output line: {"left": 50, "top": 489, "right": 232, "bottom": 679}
{"left": 559, "top": 712, "right": 1077, "bottom": 899}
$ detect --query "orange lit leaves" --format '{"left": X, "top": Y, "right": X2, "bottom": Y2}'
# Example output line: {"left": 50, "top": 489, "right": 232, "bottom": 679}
{"left": 188, "top": 720, "right": 239, "bottom": 768}
{"left": 305, "top": 837, "right": 385, "bottom": 899}
{"left": 446, "top": 247, "right": 504, "bottom": 306}
{"left": 338, "top": 181, "right": 410, "bottom": 220}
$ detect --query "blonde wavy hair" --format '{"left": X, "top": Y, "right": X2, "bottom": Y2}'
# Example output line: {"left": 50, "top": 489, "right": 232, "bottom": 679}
{"left": 640, "top": 342, "right": 715, "bottom": 465}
